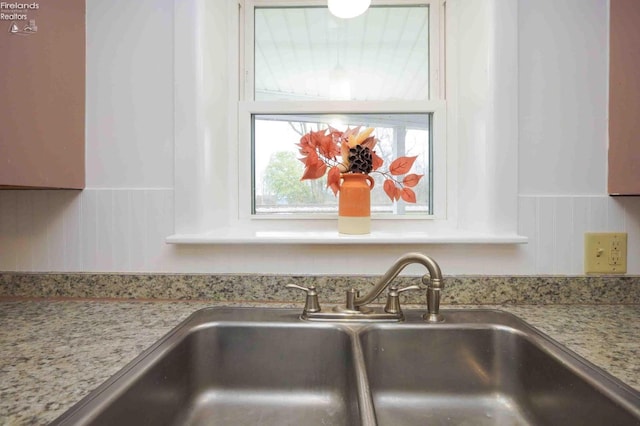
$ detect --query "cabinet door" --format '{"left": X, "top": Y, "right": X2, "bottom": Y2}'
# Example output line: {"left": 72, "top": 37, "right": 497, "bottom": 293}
{"left": 609, "top": 0, "right": 640, "bottom": 195}
{"left": 0, "top": 0, "right": 85, "bottom": 189}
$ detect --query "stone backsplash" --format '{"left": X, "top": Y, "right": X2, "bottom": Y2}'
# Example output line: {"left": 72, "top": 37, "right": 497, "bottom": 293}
{"left": 1, "top": 273, "right": 639, "bottom": 305}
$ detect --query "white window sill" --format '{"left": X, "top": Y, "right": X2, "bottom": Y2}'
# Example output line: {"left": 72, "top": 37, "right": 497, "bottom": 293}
{"left": 166, "top": 230, "right": 527, "bottom": 245}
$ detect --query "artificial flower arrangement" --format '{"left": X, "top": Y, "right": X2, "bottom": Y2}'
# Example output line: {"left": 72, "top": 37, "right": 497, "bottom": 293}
{"left": 297, "top": 126, "right": 423, "bottom": 202}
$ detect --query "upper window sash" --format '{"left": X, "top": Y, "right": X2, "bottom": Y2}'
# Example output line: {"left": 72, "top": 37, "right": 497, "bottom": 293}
{"left": 242, "top": 0, "right": 443, "bottom": 102}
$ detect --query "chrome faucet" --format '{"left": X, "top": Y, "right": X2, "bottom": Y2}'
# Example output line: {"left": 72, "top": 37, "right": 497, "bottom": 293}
{"left": 287, "top": 252, "right": 445, "bottom": 322}
{"left": 351, "top": 252, "right": 444, "bottom": 322}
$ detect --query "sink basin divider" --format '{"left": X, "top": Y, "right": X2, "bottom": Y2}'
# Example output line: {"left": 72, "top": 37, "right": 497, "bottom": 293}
{"left": 347, "top": 326, "right": 379, "bottom": 426}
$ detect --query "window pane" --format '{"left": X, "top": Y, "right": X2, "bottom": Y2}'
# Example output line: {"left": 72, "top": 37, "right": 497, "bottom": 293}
{"left": 254, "top": 6, "right": 430, "bottom": 101}
{"left": 253, "top": 113, "right": 432, "bottom": 215}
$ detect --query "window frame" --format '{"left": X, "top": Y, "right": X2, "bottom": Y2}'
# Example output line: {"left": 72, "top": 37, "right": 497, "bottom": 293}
{"left": 167, "top": 0, "right": 526, "bottom": 245}
{"left": 240, "top": 0, "right": 446, "bottom": 222}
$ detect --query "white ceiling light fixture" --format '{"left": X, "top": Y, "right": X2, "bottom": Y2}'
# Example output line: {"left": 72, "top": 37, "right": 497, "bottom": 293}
{"left": 329, "top": 65, "right": 352, "bottom": 100}
{"left": 328, "top": 0, "right": 371, "bottom": 19}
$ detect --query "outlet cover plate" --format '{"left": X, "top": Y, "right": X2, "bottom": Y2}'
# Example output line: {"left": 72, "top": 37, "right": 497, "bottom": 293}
{"left": 584, "top": 232, "right": 627, "bottom": 274}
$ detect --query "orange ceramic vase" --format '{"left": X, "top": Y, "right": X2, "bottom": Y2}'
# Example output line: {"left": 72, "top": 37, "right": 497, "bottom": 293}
{"left": 338, "top": 173, "right": 375, "bottom": 234}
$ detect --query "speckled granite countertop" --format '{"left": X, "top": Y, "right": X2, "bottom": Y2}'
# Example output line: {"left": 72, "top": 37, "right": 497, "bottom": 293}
{"left": 0, "top": 300, "right": 638, "bottom": 425}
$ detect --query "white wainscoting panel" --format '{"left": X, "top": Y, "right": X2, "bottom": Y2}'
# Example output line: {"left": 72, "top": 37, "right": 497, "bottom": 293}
{"left": 0, "top": 190, "right": 639, "bottom": 275}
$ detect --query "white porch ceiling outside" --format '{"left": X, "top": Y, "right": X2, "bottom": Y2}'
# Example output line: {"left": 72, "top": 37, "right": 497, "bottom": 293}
{"left": 254, "top": 5, "right": 430, "bottom": 101}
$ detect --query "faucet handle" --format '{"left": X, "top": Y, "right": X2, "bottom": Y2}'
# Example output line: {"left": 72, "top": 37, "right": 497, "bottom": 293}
{"left": 395, "top": 285, "right": 422, "bottom": 294}
{"left": 384, "top": 285, "right": 421, "bottom": 314}
{"left": 285, "top": 284, "right": 321, "bottom": 313}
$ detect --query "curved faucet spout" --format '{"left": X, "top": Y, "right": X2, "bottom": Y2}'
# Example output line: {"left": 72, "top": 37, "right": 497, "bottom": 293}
{"left": 352, "top": 253, "right": 444, "bottom": 322}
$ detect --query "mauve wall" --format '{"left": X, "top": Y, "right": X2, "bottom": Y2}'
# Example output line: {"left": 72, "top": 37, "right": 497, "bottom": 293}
{"left": 0, "top": 0, "right": 639, "bottom": 275}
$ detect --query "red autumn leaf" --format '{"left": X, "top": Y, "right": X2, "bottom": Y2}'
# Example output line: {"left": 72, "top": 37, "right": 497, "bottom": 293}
{"left": 342, "top": 126, "right": 360, "bottom": 141}
{"left": 327, "top": 128, "right": 343, "bottom": 140}
{"left": 403, "top": 174, "right": 423, "bottom": 188}
{"left": 400, "top": 188, "right": 417, "bottom": 203}
{"left": 383, "top": 179, "right": 400, "bottom": 201}
{"left": 317, "top": 134, "right": 340, "bottom": 159}
{"left": 308, "top": 128, "right": 327, "bottom": 145}
{"left": 299, "top": 133, "right": 312, "bottom": 147}
{"left": 361, "top": 136, "right": 377, "bottom": 151}
{"left": 326, "top": 166, "right": 341, "bottom": 196}
{"left": 301, "top": 162, "right": 327, "bottom": 180}
{"left": 372, "top": 151, "right": 384, "bottom": 171}
{"left": 389, "top": 156, "right": 418, "bottom": 175}
{"left": 301, "top": 149, "right": 320, "bottom": 167}
{"left": 297, "top": 139, "right": 316, "bottom": 156}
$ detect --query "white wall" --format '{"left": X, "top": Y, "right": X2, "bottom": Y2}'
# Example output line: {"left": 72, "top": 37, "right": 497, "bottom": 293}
{"left": 1, "top": 0, "right": 639, "bottom": 275}
{"left": 85, "top": 0, "right": 174, "bottom": 188}
{"left": 518, "top": 0, "right": 609, "bottom": 194}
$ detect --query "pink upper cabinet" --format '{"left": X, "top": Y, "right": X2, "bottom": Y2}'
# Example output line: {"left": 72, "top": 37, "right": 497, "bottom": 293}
{"left": 609, "top": 0, "right": 640, "bottom": 195}
{"left": 0, "top": 0, "right": 85, "bottom": 189}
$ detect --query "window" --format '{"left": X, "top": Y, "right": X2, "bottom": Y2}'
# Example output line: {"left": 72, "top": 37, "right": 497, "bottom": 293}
{"left": 241, "top": 0, "right": 445, "bottom": 219}
{"left": 169, "top": 0, "right": 525, "bottom": 244}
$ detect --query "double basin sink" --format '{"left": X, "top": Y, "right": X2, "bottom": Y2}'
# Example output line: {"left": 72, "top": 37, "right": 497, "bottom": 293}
{"left": 52, "top": 307, "right": 640, "bottom": 425}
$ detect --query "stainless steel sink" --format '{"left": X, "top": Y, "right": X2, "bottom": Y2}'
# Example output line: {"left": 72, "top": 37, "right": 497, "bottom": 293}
{"left": 359, "top": 310, "right": 640, "bottom": 425}
{"left": 52, "top": 308, "right": 640, "bottom": 426}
